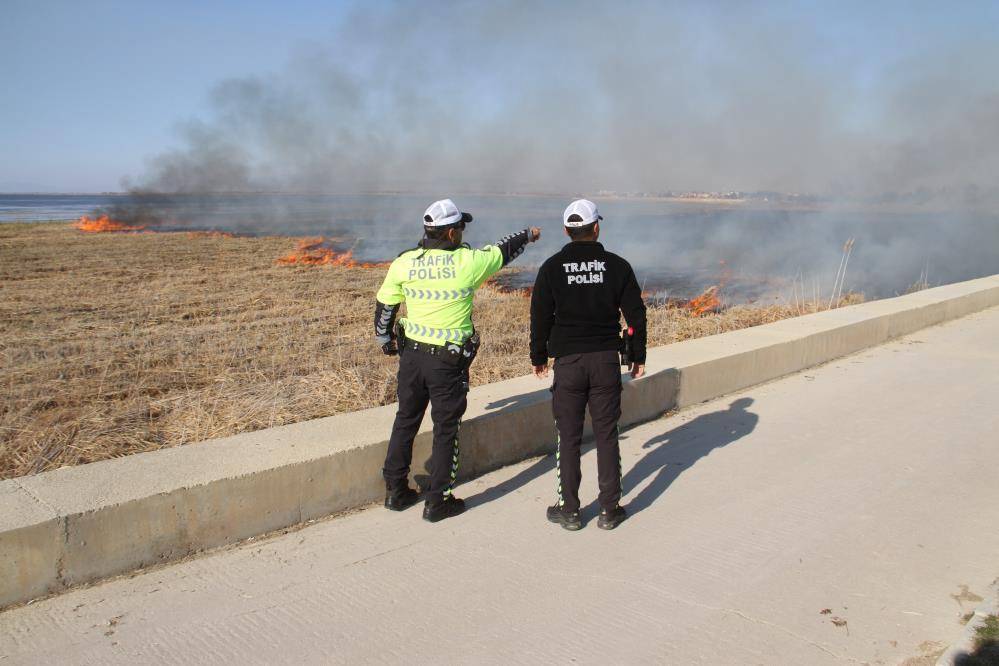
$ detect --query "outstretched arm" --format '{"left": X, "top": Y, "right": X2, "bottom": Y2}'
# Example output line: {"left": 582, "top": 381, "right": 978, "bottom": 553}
{"left": 470, "top": 227, "right": 541, "bottom": 287}
{"left": 494, "top": 228, "right": 538, "bottom": 267}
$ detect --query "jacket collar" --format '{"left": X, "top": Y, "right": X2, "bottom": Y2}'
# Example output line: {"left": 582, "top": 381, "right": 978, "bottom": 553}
{"left": 563, "top": 240, "right": 604, "bottom": 251}
{"left": 420, "top": 236, "right": 461, "bottom": 251}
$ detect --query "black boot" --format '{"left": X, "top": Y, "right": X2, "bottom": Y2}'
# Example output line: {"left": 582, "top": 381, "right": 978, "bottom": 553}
{"left": 546, "top": 504, "right": 582, "bottom": 531}
{"left": 422, "top": 496, "right": 466, "bottom": 523}
{"left": 384, "top": 484, "right": 420, "bottom": 511}
{"left": 597, "top": 505, "right": 627, "bottom": 530}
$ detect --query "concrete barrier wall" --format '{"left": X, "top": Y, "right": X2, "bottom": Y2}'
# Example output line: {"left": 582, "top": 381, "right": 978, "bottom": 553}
{"left": 3, "top": 274, "right": 998, "bottom": 608}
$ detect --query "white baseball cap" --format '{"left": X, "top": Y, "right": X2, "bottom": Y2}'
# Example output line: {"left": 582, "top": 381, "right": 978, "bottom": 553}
{"left": 423, "top": 198, "right": 473, "bottom": 227}
{"left": 563, "top": 199, "right": 603, "bottom": 227}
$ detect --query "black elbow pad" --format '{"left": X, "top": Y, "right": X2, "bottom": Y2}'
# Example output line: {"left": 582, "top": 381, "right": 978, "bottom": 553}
{"left": 374, "top": 301, "right": 400, "bottom": 342}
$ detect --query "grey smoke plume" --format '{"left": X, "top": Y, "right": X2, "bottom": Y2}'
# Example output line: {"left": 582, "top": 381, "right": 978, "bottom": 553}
{"left": 100, "top": 2, "right": 999, "bottom": 300}
{"left": 129, "top": 2, "right": 999, "bottom": 199}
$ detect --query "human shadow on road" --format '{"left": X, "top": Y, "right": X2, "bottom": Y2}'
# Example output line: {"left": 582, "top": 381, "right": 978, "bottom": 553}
{"left": 581, "top": 397, "right": 759, "bottom": 521}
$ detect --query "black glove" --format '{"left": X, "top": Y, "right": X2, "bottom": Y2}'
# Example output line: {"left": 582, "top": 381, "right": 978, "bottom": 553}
{"left": 381, "top": 339, "right": 399, "bottom": 356}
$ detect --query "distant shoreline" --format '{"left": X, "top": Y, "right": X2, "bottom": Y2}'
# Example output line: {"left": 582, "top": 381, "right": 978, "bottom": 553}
{"left": 3, "top": 191, "right": 995, "bottom": 218}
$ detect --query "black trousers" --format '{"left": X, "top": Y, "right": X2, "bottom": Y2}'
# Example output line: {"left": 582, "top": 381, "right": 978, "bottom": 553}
{"left": 383, "top": 349, "right": 468, "bottom": 506}
{"left": 551, "top": 350, "right": 623, "bottom": 512}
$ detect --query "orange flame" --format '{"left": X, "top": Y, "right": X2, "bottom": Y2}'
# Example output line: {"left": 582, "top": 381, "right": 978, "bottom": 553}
{"left": 74, "top": 215, "right": 146, "bottom": 233}
{"left": 687, "top": 285, "right": 721, "bottom": 315}
{"left": 276, "top": 238, "right": 386, "bottom": 268}
{"left": 684, "top": 259, "right": 731, "bottom": 315}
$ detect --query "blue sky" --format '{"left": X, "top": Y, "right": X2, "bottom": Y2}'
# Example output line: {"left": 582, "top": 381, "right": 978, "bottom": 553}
{"left": 2, "top": 1, "right": 998, "bottom": 193}
{"left": 1, "top": 1, "right": 354, "bottom": 191}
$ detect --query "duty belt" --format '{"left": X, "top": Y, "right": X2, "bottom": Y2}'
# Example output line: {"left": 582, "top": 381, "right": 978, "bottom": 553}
{"left": 402, "top": 339, "right": 449, "bottom": 356}
{"left": 397, "top": 326, "right": 481, "bottom": 369}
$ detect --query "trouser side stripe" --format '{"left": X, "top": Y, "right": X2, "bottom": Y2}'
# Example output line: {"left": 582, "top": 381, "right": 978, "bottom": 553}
{"left": 555, "top": 423, "right": 564, "bottom": 507}
{"left": 443, "top": 419, "right": 461, "bottom": 497}
{"left": 617, "top": 424, "right": 622, "bottom": 507}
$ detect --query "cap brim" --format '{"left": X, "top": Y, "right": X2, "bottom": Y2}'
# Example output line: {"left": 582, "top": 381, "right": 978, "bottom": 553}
{"left": 460, "top": 212, "right": 473, "bottom": 224}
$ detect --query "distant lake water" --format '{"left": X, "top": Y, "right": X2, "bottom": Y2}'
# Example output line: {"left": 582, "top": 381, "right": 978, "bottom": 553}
{"left": 0, "top": 194, "right": 121, "bottom": 222}
{"left": 3, "top": 193, "right": 998, "bottom": 301}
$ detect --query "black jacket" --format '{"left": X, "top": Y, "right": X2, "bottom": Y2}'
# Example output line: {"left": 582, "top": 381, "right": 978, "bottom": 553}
{"left": 530, "top": 241, "right": 647, "bottom": 366}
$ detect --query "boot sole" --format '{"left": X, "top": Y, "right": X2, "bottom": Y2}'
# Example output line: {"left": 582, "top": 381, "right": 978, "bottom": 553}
{"left": 423, "top": 508, "right": 466, "bottom": 523}
{"left": 385, "top": 501, "right": 418, "bottom": 511}
{"left": 423, "top": 501, "right": 467, "bottom": 523}
{"left": 597, "top": 517, "right": 625, "bottom": 530}
{"left": 547, "top": 515, "right": 582, "bottom": 531}
{"left": 384, "top": 495, "right": 420, "bottom": 511}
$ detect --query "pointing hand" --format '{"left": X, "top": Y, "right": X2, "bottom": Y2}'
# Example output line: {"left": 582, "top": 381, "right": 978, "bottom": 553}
{"left": 529, "top": 227, "right": 541, "bottom": 242}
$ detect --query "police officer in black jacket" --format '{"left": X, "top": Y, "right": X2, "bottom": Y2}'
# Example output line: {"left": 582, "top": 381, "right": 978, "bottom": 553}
{"left": 530, "top": 199, "right": 647, "bottom": 531}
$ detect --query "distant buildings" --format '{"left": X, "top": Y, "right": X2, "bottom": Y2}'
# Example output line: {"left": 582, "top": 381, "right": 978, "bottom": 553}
{"left": 590, "top": 189, "right": 823, "bottom": 204}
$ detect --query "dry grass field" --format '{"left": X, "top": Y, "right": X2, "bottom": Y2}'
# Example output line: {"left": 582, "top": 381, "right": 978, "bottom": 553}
{"left": 1, "top": 222, "right": 829, "bottom": 479}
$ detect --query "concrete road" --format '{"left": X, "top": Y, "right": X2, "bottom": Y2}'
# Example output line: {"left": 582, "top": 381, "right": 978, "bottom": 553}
{"left": 3, "top": 308, "right": 999, "bottom": 666}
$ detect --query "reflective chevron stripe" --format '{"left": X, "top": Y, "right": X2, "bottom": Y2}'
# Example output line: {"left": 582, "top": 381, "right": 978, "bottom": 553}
{"left": 443, "top": 419, "right": 461, "bottom": 498}
{"left": 402, "top": 320, "right": 469, "bottom": 342}
{"left": 555, "top": 424, "right": 564, "bottom": 507}
{"left": 403, "top": 287, "right": 474, "bottom": 301}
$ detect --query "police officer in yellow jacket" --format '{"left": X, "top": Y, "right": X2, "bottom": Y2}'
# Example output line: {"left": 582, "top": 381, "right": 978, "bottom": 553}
{"left": 375, "top": 198, "right": 540, "bottom": 522}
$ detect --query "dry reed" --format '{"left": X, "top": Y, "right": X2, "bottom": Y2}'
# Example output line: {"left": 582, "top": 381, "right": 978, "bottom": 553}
{"left": 1, "top": 222, "right": 838, "bottom": 479}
